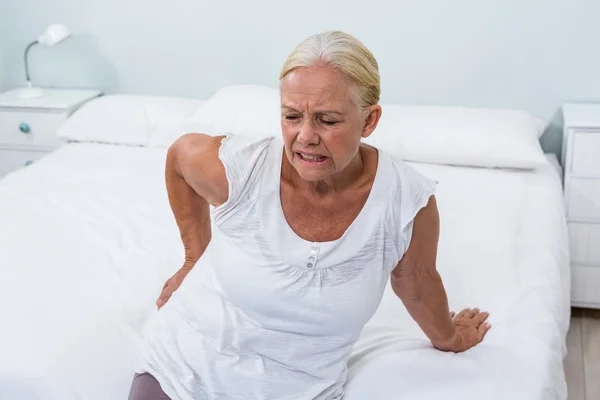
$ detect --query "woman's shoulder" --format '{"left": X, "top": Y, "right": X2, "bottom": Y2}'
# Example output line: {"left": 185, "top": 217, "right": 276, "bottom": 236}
{"left": 378, "top": 148, "right": 437, "bottom": 234}
{"left": 212, "top": 133, "right": 277, "bottom": 218}
{"left": 218, "top": 133, "right": 276, "bottom": 176}
{"left": 219, "top": 133, "right": 275, "bottom": 156}
{"left": 376, "top": 148, "right": 437, "bottom": 191}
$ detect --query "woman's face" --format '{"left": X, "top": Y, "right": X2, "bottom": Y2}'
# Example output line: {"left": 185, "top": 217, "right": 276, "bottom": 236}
{"left": 280, "top": 65, "right": 380, "bottom": 182}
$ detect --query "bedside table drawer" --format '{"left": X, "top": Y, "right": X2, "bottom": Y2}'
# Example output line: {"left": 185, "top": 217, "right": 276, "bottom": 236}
{"left": 572, "top": 265, "right": 600, "bottom": 307}
{"left": 569, "top": 223, "right": 600, "bottom": 264}
{"left": 566, "top": 178, "right": 600, "bottom": 221}
{"left": 0, "top": 149, "right": 48, "bottom": 178}
{"left": 570, "top": 130, "right": 600, "bottom": 176}
{"left": 0, "top": 110, "right": 67, "bottom": 148}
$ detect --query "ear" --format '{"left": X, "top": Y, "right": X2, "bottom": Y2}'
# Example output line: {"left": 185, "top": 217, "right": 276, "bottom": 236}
{"left": 361, "top": 104, "right": 382, "bottom": 139}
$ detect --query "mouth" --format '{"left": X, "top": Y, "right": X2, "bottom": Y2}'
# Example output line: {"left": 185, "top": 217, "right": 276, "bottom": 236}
{"left": 296, "top": 152, "right": 328, "bottom": 165}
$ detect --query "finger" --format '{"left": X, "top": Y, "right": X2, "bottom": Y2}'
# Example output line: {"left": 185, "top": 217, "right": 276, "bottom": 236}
{"left": 472, "top": 308, "right": 480, "bottom": 315}
{"left": 156, "top": 296, "right": 170, "bottom": 309}
{"left": 456, "top": 308, "right": 471, "bottom": 319}
{"left": 156, "top": 288, "right": 173, "bottom": 308}
{"left": 478, "top": 322, "right": 492, "bottom": 341}
{"left": 450, "top": 311, "right": 456, "bottom": 319}
{"left": 473, "top": 312, "right": 490, "bottom": 325}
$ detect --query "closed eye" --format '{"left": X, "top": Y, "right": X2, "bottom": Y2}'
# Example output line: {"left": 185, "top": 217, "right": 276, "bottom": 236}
{"left": 321, "top": 120, "right": 338, "bottom": 126}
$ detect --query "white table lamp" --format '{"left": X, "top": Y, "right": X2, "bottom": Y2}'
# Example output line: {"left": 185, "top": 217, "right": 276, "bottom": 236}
{"left": 18, "top": 24, "right": 72, "bottom": 99}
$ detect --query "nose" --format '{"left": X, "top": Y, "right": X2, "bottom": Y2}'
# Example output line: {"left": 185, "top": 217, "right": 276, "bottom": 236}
{"left": 297, "top": 118, "right": 319, "bottom": 147}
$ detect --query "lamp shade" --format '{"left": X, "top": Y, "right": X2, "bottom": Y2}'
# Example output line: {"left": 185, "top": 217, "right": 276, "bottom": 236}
{"left": 38, "top": 24, "right": 71, "bottom": 46}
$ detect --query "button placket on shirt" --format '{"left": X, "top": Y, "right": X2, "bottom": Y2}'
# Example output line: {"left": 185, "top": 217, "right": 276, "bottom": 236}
{"left": 307, "top": 244, "right": 319, "bottom": 269}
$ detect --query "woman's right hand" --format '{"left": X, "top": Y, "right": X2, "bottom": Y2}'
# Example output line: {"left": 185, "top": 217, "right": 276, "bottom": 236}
{"left": 156, "top": 267, "right": 192, "bottom": 309}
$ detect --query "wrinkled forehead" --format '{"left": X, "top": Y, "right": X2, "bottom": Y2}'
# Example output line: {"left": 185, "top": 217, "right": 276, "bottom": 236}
{"left": 280, "top": 66, "right": 355, "bottom": 110}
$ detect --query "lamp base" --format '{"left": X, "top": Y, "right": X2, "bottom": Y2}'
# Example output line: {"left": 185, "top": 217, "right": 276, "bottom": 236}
{"left": 17, "top": 87, "right": 45, "bottom": 99}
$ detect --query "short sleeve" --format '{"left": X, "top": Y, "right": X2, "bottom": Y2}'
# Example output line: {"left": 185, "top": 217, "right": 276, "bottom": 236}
{"left": 386, "top": 158, "right": 437, "bottom": 263}
{"left": 212, "top": 134, "right": 272, "bottom": 225}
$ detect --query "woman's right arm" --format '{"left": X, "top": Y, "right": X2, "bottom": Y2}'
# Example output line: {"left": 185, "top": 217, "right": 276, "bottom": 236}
{"left": 156, "top": 133, "right": 228, "bottom": 308}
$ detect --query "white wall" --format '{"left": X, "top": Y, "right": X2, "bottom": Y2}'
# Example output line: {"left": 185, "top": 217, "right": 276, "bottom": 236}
{"left": 2, "top": 0, "right": 600, "bottom": 158}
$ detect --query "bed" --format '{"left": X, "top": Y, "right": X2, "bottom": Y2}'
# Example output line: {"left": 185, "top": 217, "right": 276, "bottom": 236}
{"left": 0, "top": 91, "right": 570, "bottom": 400}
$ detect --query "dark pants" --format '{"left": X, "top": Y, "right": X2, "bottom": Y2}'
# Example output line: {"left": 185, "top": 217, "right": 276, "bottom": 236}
{"left": 128, "top": 373, "right": 171, "bottom": 400}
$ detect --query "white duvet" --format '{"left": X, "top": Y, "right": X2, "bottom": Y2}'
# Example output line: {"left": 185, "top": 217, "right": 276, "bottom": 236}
{"left": 0, "top": 142, "right": 569, "bottom": 400}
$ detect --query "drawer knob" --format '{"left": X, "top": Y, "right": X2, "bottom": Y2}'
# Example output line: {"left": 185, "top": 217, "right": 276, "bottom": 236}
{"left": 19, "top": 123, "right": 31, "bottom": 134}
{"left": 24, "top": 160, "right": 33, "bottom": 166}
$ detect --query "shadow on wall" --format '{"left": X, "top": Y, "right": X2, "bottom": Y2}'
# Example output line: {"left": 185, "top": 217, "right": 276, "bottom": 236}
{"left": 540, "top": 109, "right": 565, "bottom": 164}
{"left": 14, "top": 33, "right": 119, "bottom": 93}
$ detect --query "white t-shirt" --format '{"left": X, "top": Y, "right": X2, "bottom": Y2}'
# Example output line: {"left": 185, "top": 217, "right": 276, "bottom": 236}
{"left": 135, "top": 134, "right": 437, "bottom": 400}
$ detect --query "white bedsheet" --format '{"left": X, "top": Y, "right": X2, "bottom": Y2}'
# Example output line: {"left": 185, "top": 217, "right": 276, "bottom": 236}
{"left": 0, "top": 143, "right": 569, "bottom": 400}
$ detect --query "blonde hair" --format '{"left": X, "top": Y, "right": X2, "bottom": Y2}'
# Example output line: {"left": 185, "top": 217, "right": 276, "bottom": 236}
{"left": 279, "top": 31, "right": 380, "bottom": 119}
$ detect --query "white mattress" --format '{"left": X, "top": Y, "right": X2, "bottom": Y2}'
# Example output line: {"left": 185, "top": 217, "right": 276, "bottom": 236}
{"left": 0, "top": 143, "right": 569, "bottom": 400}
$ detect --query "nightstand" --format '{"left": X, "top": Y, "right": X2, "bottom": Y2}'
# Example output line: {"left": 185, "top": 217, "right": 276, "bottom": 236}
{"left": 563, "top": 103, "right": 600, "bottom": 309}
{"left": 0, "top": 88, "right": 102, "bottom": 178}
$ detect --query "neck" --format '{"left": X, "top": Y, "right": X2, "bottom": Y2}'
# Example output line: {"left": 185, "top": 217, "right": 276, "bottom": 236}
{"left": 285, "top": 148, "right": 365, "bottom": 196}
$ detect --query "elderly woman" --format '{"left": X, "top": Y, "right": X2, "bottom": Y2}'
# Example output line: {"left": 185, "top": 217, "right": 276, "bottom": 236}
{"left": 129, "top": 31, "right": 490, "bottom": 400}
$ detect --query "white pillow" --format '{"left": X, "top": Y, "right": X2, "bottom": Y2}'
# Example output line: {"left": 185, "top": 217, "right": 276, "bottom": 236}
{"left": 159, "top": 84, "right": 548, "bottom": 170}
{"left": 57, "top": 94, "right": 204, "bottom": 146}
{"left": 145, "top": 101, "right": 211, "bottom": 148}
{"left": 181, "top": 85, "right": 281, "bottom": 138}
{"left": 365, "top": 105, "right": 548, "bottom": 169}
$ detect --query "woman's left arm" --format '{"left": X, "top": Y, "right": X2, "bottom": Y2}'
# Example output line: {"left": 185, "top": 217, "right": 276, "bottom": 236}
{"left": 390, "top": 195, "right": 491, "bottom": 353}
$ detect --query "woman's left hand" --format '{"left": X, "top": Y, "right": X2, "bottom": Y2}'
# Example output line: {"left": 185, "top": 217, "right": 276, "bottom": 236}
{"left": 437, "top": 308, "right": 491, "bottom": 353}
